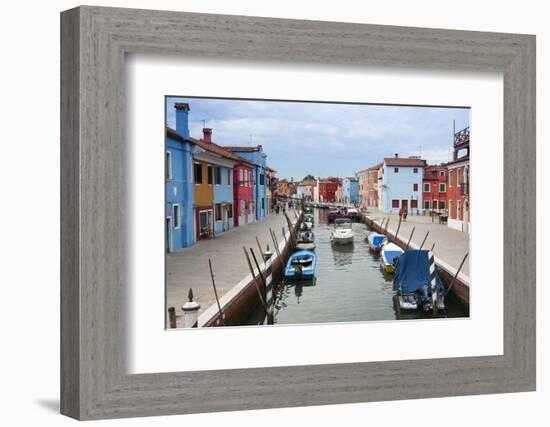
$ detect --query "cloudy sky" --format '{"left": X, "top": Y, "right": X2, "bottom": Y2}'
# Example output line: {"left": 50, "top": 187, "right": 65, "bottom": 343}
{"left": 166, "top": 96, "right": 470, "bottom": 180}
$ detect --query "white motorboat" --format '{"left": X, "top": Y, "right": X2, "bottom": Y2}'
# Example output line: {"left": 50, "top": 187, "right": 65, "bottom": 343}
{"left": 330, "top": 218, "right": 354, "bottom": 244}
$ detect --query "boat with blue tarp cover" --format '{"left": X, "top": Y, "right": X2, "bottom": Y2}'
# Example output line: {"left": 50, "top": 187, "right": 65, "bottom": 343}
{"left": 393, "top": 249, "right": 446, "bottom": 311}
{"left": 380, "top": 242, "right": 403, "bottom": 273}
{"left": 284, "top": 250, "right": 317, "bottom": 279}
{"left": 367, "top": 232, "right": 386, "bottom": 253}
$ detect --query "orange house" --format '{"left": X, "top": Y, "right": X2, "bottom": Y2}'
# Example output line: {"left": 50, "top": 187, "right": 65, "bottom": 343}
{"left": 193, "top": 161, "right": 214, "bottom": 240}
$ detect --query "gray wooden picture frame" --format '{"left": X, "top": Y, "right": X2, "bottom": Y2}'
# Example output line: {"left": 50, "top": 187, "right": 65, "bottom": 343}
{"left": 60, "top": 5, "right": 536, "bottom": 420}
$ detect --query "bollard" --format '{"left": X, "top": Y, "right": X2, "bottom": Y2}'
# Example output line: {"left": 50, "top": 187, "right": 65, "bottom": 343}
{"left": 168, "top": 306, "right": 177, "bottom": 329}
{"left": 182, "top": 288, "right": 201, "bottom": 328}
{"left": 263, "top": 243, "right": 273, "bottom": 260}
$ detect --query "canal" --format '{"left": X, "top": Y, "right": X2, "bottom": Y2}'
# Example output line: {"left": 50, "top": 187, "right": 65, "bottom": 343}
{"left": 245, "top": 207, "right": 468, "bottom": 326}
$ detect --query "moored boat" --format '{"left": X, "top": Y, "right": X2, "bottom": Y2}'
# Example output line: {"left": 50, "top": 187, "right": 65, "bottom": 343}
{"left": 380, "top": 242, "right": 404, "bottom": 273}
{"left": 327, "top": 209, "right": 346, "bottom": 223}
{"left": 284, "top": 250, "right": 317, "bottom": 279}
{"left": 330, "top": 218, "right": 354, "bottom": 244}
{"left": 346, "top": 208, "right": 361, "bottom": 221}
{"left": 393, "top": 249, "right": 446, "bottom": 311}
{"left": 296, "top": 230, "right": 315, "bottom": 251}
{"left": 367, "top": 232, "right": 386, "bottom": 253}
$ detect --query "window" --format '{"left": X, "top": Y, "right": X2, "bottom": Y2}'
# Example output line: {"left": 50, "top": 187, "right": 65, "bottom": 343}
{"left": 214, "top": 167, "right": 221, "bottom": 185}
{"left": 194, "top": 163, "right": 202, "bottom": 184}
{"left": 439, "top": 183, "right": 446, "bottom": 192}
{"left": 392, "top": 199, "right": 399, "bottom": 208}
{"left": 411, "top": 200, "right": 418, "bottom": 208}
{"left": 457, "top": 169, "right": 462, "bottom": 186}
{"left": 424, "top": 200, "right": 430, "bottom": 210}
{"left": 457, "top": 200, "right": 462, "bottom": 219}
{"left": 424, "top": 183, "right": 430, "bottom": 192}
{"left": 239, "top": 169, "right": 244, "bottom": 185}
{"left": 166, "top": 151, "right": 172, "bottom": 180}
{"left": 413, "top": 168, "right": 418, "bottom": 173}
{"left": 439, "top": 200, "right": 446, "bottom": 210}
{"left": 215, "top": 203, "right": 222, "bottom": 221}
{"left": 449, "top": 170, "right": 453, "bottom": 187}
{"left": 413, "top": 183, "right": 418, "bottom": 192}
{"left": 260, "top": 173, "right": 265, "bottom": 186}
{"left": 173, "top": 204, "right": 180, "bottom": 229}
{"left": 394, "top": 167, "right": 399, "bottom": 173}
{"left": 261, "top": 198, "right": 265, "bottom": 209}
{"left": 207, "top": 165, "right": 213, "bottom": 185}
{"left": 227, "top": 204, "right": 233, "bottom": 218}
{"left": 440, "top": 170, "right": 445, "bottom": 177}
{"left": 227, "top": 169, "right": 231, "bottom": 185}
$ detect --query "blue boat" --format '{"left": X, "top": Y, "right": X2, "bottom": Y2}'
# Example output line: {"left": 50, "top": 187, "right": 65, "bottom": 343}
{"left": 393, "top": 249, "right": 446, "bottom": 311}
{"left": 380, "top": 242, "right": 404, "bottom": 273}
{"left": 284, "top": 250, "right": 317, "bottom": 279}
{"left": 367, "top": 232, "right": 386, "bottom": 253}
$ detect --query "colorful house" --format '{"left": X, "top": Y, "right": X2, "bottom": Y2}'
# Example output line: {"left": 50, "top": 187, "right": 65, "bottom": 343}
{"left": 342, "top": 176, "right": 359, "bottom": 205}
{"left": 233, "top": 162, "right": 256, "bottom": 226}
{"left": 379, "top": 154, "right": 426, "bottom": 214}
{"left": 165, "top": 115, "right": 195, "bottom": 252}
{"left": 357, "top": 169, "right": 369, "bottom": 208}
{"left": 224, "top": 145, "right": 269, "bottom": 220}
{"left": 267, "top": 167, "right": 278, "bottom": 211}
{"left": 422, "top": 165, "right": 448, "bottom": 212}
{"left": 318, "top": 177, "right": 341, "bottom": 203}
{"left": 446, "top": 127, "right": 470, "bottom": 233}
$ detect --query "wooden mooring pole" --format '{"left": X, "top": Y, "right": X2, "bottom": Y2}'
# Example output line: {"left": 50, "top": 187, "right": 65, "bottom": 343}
{"left": 394, "top": 215, "right": 402, "bottom": 240}
{"left": 208, "top": 258, "right": 225, "bottom": 326}
{"left": 250, "top": 248, "right": 274, "bottom": 325}
{"left": 447, "top": 252, "right": 469, "bottom": 294}
{"left": 419, "top": 231, "right": 430, "bottom": 249}
{"left": 405, "top": 226, "right": 416, "bottom": 249}
{"left": 242, "top": 247, "right": 271, "bottom": 324}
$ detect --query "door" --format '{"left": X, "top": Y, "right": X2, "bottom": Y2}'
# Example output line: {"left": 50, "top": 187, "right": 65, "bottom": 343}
{"left": 401, "top": 200, "right": 408, "bottom": 210}
{"left": 166, "top": 217, "right": 172, "bottom": 253}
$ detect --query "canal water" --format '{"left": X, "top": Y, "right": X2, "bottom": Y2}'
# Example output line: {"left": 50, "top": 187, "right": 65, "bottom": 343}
{"left": 245, "top": 208, "right": 468, "bottom": 326}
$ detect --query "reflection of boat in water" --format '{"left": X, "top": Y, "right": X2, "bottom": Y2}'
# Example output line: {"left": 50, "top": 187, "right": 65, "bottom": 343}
{"left": 300, "top": 221, "right": 313, "bottom": 231}
{"left": 332, "top": 243, "right": 354, "bottom": 266}
{"left": 296, "top": 230, "right": 315, "bottom": 251}
{"left": 367, "top": 232, "right": 386, "bottom": 253}
{"left": 380, "top": 242, "right": 403, "bottom": 273}
{"left": 393, "top": 249, "right": 446, "bottom": 312}
{"left": 284, "top": 250, "right": 317, "bottom": 279}
{"left": 330, "top": 218, "right": 354, "bottom": 244}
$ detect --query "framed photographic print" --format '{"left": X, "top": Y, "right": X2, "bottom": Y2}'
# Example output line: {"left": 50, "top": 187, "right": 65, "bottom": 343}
{"left": 61, "top": 6, "right": 535, "bottom": 420}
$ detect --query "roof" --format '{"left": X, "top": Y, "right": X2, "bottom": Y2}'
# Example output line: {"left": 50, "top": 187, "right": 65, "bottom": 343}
{"left": 384, "top": 157, "right": 426, "bottom": 167}
{"left": 357, "top": 162, "right": 383, "bottom": 174}
{"left": 445, "top": 155, "right": 470, "bottom": 167}
{"left": 223, "top": 145, "right": 262, "bottom": 152}
{"left": 166, "top": 127, "right": 255, "bottom": 166}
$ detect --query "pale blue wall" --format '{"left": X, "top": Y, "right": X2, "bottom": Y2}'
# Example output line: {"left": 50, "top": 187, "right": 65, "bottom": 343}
{"left": 342, "top": 178, "right": 359, "bottom": 204}
{"left": 213, "top": 165, "right": 235, "bottom": 234}
{"left": 380, "top": 163, "right": 424, "bottom": 213}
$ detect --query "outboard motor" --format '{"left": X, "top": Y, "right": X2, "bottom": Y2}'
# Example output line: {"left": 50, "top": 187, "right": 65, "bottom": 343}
{"left": 419, "top": 284, "right": 433, "bottom": 311}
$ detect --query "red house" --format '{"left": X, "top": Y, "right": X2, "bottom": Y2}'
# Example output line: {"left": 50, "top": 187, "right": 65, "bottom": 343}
{"left": 318, "top": 177, "right": 341, "bottom": 203}
{"left": 233, "top": 162, "right": 255, "bottom": 226}
{"left": 422, "top": 165, "right": 448, "bottom": 212}
{"left": 446, "top": 127, "right": 470, "bottom": 233}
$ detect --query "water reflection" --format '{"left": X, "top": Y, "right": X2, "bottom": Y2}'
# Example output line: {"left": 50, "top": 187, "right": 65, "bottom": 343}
{"left": 246, "top": 207, "right": 468, "bottom": 326}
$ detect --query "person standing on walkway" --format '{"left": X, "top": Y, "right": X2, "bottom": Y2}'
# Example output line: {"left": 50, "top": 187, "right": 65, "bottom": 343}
{"left": 399, "top": 207, "right": 403, "bottom": 222}
{"left": 403, "top": 207, "right": 408, "bottom": 221}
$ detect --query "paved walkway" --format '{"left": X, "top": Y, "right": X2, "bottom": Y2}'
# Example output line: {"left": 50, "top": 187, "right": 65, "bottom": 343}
{"left": 167, "top": 210, "right": 298, "bottom": 326}
{"left": 364, "top": 208, "right": 470, "bottom": 280}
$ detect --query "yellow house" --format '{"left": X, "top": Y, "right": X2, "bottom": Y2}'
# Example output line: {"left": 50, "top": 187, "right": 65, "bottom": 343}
{"left": 193, "top": 161, "right": 214, "bottom": 239}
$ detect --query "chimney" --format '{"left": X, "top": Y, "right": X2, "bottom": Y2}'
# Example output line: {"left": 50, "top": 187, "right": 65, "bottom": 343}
{"left": 174, "top": 103, "right": 190, "bottom": 139}
{"left": 394, "top": 153, "right": 399, "bottom": 158}
{"left": 202, "top": 128, "right": 212, "bottom": 143}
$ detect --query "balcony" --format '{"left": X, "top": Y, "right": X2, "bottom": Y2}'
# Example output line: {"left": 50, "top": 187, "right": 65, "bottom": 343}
{"left": 454, "top": 127, "right": 470, "bottom": 148}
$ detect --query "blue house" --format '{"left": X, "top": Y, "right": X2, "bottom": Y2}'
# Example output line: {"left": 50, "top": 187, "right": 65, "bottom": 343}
{"left": 342, "top": 177, "right": 359, "bottom": 205}
{"left": 379, "top": 154, "right": 426, "bottom": 214}
{"left": 224, "top": 145, "right": 268, "bottom": 220}
{"left": 165, "top": 103, "right": 195, "bottom": 252}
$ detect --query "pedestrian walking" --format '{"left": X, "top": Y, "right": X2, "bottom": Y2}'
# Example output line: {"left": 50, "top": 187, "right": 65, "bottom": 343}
{"left": 403, "top": 208, "right": 408, "bottom": 221}
{"left": 399, "top": 207, "right": 403, "bottom": 221}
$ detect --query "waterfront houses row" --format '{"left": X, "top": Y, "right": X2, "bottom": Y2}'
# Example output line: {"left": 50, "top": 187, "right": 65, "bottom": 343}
{"left": 357, "top": 126, "right": 470, "bottom": 233}
{"left": 166, "top": 103, "right": 274, "bottom": 252}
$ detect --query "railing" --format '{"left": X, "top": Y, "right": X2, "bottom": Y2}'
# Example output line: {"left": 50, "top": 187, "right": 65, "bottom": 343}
{"left": 461, "top": 182, "right": 469, "bottom": 196}
{"left": 454, "top": 127, "right": 470, "bottom": 147}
